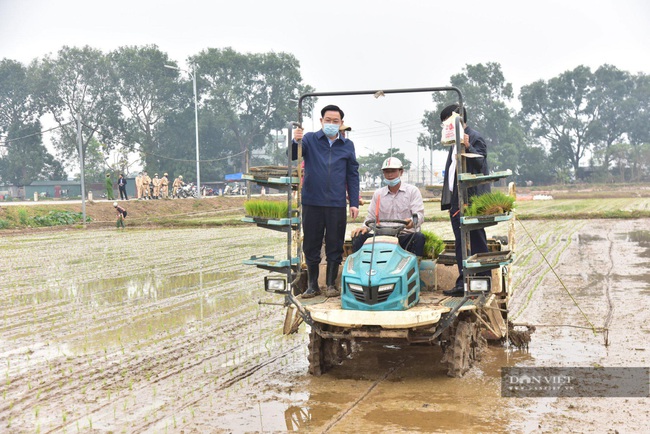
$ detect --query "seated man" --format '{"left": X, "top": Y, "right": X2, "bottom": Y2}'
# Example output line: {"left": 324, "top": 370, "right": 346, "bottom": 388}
{"left": 351, "top": 157, "right": 425, "bottom": 256}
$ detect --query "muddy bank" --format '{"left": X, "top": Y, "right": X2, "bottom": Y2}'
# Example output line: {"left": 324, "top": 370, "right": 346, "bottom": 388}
{"left": 1, "top": 219, "right": 649, "bottom": 433}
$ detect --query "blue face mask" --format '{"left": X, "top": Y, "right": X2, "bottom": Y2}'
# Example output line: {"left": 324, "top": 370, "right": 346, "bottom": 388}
{"left": 322, "top": 123, "right": 339, "bottom": 137}
{"left": 384, "top": 177, "right": 400, "bottom": 187}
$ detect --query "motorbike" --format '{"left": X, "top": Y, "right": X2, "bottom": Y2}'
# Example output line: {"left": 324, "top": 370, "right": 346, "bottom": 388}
{"left": 178, "top": 183, "right": 198, "bottom": 198}
{"left": 223, "top": 182, "right": 246, "bottom": 195}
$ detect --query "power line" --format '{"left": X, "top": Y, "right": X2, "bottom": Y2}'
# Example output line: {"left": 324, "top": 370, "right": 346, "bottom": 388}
{"left": 0, "top": 121, "right": 248, "bottom": 164}
{"left": 141, "top": 148, "right": 246, "bottom": 163}
{"left": 0, "top": 121, "right": 73, "bottom": 146}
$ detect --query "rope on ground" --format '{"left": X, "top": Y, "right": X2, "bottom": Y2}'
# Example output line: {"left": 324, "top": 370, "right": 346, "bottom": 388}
{"left": 321, "top": 358, "right": 406, "bottom": 434}
{"left": 516, "top": 218, "right": 599, "bottom": 336}
{"left": 512, "top": 323, "right": 608, "bottom": 332}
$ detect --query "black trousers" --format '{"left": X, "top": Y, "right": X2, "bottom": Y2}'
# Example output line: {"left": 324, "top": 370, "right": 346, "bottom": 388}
{"left": 450, "top": 206, "right": 488, "bottom": 283}
{"left": 119, "top": 186, "right": 128, "bottom": 200}
{"left": 302, "top": 204, "right": 347, "bottom": 267}
{"left": 352, "top": 231, "right": 425, "bottom": 256}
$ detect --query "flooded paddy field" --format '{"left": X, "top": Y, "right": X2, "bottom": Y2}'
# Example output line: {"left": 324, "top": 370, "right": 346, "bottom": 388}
{"left": 1, "top": 219, "right": 649, "bottom": 433}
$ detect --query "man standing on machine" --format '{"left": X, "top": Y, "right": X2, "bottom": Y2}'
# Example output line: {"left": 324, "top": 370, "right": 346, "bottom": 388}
{"left": 440, "top": 104, "right": 490, "bottom": 297}
{"left": 292, "top": 105, "right": 360, "bottom": 299}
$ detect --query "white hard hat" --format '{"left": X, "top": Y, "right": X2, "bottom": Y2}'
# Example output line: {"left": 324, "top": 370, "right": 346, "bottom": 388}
{"left": 179, "top": 175, "right": 183, "bottom": 179}
{"left": 113, "top": 202, "right": 118, "bottom": 207}
{"left": 381, "top": 157, "right": 403, "bottom": 170}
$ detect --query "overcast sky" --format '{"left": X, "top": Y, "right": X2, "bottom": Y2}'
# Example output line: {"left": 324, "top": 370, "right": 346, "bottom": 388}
{"left": 2, "top": 0, "right": 649, "bottom": 175}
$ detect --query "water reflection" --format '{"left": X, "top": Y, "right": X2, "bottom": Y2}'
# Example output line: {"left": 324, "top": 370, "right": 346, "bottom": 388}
{"left": 65, "top": 269, "right": 254, "bottom": 354}
{"left": 64, "top": 270, "right": 235, "bottom": 305}
{"left": 273, "top": 342, "right": 536, "bottom": 433}
{"left": 628, "top": 230, "right": 650, "bottom": 258}
{"left": 284, "top": 405, "right": 311, "bottom": 431}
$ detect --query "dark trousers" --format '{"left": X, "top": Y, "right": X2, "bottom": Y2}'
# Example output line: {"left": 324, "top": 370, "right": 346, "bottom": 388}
{"left": 450, "top": 207, "right": 488, "bottom": 283}
{"left": 352, "top": 231, "right": 425, "bottom": 256}
{"left": 302, "top": 204, "right": 347, "bottom": 266}
{"left": 119, "top": 186, "right": 128, "bottom": 200}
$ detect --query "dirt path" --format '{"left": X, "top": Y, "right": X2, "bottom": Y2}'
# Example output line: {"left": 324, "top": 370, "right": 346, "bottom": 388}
{"left": 1, "top": 219, "right": 649, "bottom": 433}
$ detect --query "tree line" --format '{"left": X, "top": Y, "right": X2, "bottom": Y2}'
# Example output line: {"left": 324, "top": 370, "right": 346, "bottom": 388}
{"left": 1, "top": 46, "right": 649, "bottom": 187}
{"left": 0, "top": 45, "right": 314, "bottom": 187}
{"left": 417, "top": 63, "right": 650, "bottom": 185}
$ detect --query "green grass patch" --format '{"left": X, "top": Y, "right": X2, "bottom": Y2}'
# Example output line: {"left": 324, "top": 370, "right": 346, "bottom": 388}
{"left": 0, "top": 208, "right": 90, "bottom": 228}
{"left": 17, "top": 208, "right": 30, "bottom": 225}
{"left": 32, "top": 211, "right": 91, "bottom": 226}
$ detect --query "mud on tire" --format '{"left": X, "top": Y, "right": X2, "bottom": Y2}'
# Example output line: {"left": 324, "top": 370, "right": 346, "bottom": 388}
{"left": 445, "top": 318, "right": 482, "bottom": 378}
{"left": 308, "top": 326, "right": 352, "bottom": 376}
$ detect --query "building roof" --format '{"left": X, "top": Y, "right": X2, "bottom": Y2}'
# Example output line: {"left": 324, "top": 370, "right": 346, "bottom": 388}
{"left": 28, "top": 180, "right": 81, "bottom": 186}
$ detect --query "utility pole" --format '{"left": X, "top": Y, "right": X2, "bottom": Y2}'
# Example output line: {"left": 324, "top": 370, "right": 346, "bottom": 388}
{"left": 430, "top": 135, "right": 433, "bottom": 185}
{"left": 77, "top": 118, "right": 86, "bottom": 227}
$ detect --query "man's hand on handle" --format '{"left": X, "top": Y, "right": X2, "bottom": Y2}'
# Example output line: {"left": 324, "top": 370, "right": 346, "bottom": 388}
{"left": 351, "top": 225, "right": 368, "bottom": 238}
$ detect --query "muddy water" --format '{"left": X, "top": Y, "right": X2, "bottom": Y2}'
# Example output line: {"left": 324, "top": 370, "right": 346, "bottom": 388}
{"left": 1, "top": 220, "right": 649, "bottom": 433}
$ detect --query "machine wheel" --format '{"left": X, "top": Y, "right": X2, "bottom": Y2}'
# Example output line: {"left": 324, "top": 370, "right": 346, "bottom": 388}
{"left": 308, "top": 329, "right": 324, "bottom": 376}
{"left": 446, "top": 319, "right": 480, "bottom": 377}
{"left": 308, "top": 327, "right": 351, "bottom": 376}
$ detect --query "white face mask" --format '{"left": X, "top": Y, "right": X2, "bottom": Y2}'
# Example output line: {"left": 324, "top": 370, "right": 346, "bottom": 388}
{"left": 322, "top": 123, "right": 339, "bottom": 137}
{"left": 384, "top": 177, "right": 400, "bottom": 187}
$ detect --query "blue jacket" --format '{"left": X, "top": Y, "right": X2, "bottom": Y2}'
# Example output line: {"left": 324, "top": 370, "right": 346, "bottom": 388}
{"left": 292, "top": 130, "right": 360, "bottom": 208}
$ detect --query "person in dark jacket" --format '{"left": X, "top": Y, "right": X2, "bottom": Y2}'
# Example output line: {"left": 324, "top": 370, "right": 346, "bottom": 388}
{"left": 118, "top": 174, "right": 128, "bottom": 200}
{"left": 440, "top": 104, "right": 490, "bottom": 297}
{"left": 292, "top": 104, "right": 360, "bottom": 298}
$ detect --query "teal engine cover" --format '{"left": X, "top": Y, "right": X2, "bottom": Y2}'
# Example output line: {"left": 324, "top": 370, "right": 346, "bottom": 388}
{"left": 341, "top": 239, "right": 420, "bottom": 311}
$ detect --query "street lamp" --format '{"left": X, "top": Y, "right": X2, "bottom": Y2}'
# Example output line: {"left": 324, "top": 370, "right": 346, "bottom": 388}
{"left": 165, "top": 63, "right": 201, "bottom": 199}
{"left": 374, "top": 120, "right": 393, "bottom": 156}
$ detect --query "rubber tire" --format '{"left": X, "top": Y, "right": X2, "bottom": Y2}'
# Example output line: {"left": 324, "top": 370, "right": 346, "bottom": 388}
{"left": 308, "top": 328, "right": 325, "bottom": 376}
{"left": 446, "top": 320, "right": 477, "bottom": 377}
{"left": 308, "top": 327, "right": 350, "bottom": 376}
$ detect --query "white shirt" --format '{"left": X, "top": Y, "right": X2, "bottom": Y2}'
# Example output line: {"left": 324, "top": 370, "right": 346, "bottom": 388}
{"left": 364, "top": 182, "right": 424, "bottom": 234}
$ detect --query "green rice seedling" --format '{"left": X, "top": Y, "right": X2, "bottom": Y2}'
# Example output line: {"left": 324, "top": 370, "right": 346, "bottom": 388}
{"left": 465, "top": 191, "right": 515, "bottom": 216}
{"left": 244, "top": 200, "right": 294, "bottom": 219}
{"left": 421, "top": 230, "right": 445, "bottom": 258}
{"left": 17, "top": 208, "right": 30, "bottom": 225}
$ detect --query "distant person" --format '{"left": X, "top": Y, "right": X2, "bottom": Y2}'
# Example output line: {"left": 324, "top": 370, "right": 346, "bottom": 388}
{"left": 160, "top": 173, "right": 169, "bottom": 199}
{"left": 172, "top": 175, "right": 183, "bottom": 198}
{"left": 135, "top": 172, "right": 143, "bottom": 199}
{"left": 152, "top": 173, "right": 161, "bottom": 199}
{"left": 118, "top": 174, "right": 128, "bottom": 200}
{"left": 351, "top": 157, "right": 425, "bottom": 256}
{"left": 440, "top": 104, "right": 490, "bottom": 297}
{"left": 142, "top": 171, "right": 151, "bottom": 200}
{"left": 292, "top": 104, "right": 360, "bottom": 298}
{"left": 339, "top": 123, "right": 351, "bottom": 138}
{"left": 105, "top": 173, "right": 115, "bottom": 200}
{"left": 113, "top": 201, "right": 127, "bottom": 229}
